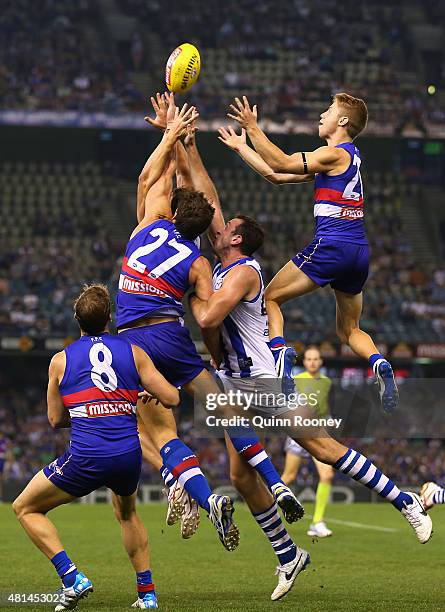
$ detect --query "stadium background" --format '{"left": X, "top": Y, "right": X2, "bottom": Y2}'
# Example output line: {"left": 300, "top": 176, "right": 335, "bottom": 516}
{"left": 1, "top": 0, "right": 445, "bottom": 507}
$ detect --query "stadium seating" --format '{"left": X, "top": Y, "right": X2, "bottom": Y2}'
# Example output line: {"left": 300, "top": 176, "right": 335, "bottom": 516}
{"left": 0, "top": 162, "right": 119, "bottom": 337}
{"left": 1, "top": 0, "right": 443, "bottom": 133}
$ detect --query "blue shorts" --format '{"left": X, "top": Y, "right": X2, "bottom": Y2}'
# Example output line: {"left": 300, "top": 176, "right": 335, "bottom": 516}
{"left": 119, "top": 321, "right": 206, "bottom": 388}
{"left": 43, "top": 448, "right": 142, "bottom": 498}
{"left": 0, "top": 459, "right": 4, "bottom": 474}
{"left": 292, "top": 238, "right": 369, "bottom": 295}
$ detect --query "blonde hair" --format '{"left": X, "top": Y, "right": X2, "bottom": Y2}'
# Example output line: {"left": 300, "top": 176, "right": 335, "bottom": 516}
{"left": 334, "top": 93, "right": 368, "bottom": 139}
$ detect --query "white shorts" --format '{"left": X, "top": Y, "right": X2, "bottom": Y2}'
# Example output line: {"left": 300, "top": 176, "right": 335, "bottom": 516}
{"left": 216, "top": 372, "right": 291, "bottom": 416}
{"left": 284, "top": 436, "right": 310, "bottom": 458}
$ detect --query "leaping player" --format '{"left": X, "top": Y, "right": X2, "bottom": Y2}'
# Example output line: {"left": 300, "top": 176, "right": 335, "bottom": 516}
{"left": 226, "top": 94, "right": 399, "bottom": 413}
{"left": 116, "top": 93, "right": 302, "bottom": 555}
{"left": 215, "top": 125, "right": 432, "bottom": 551}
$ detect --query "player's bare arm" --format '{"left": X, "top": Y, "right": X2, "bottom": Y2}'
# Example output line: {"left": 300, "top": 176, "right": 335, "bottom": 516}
{"left": 47, "top": 352, "right": 71, "bottom": 429}
{"left": 184, "top": 128, "right": 225, "bottom": 246}
{"left": 131, "top": 101, "right": 199, "bottom": 238}
{"left": 187, "top": 255, "right": 223, "bottom": 364}
{"left": 190, "top": 265, "right": 259, "bottom": 329}
{"left": 218, "top": 126, "right": 314, "bottom": 184}
{"left": 137, "top": 92, "right": 171, "bottom": 222}
{"left": 228, "top": 96, "right": 348, "bottom": 175}
{"left": 131, "top": 345, "right": 179, "bottom": 408}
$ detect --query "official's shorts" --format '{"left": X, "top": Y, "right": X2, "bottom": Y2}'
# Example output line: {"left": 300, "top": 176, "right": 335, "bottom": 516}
{"left": 284, "top": 436, "right": 310, "bottom": 458}
{"left": 292, "top": 237, "right": 369, "bottom": 295}
{"left": 43, "top": 447, "right": 142, "bottom": 498}
{"left": 120, "top": 321, "right": 206, "bottom": 388}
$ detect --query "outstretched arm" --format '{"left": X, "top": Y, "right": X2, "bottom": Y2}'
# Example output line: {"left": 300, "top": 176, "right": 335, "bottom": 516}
{"left": 132, "top": 99, "right": 199, "bottom": 237}
{"left": 184, "top": 130, "right": 225, "bottom": 246}
{"left": 228, "top": 96, "right": 345, "bottom": 174}
{"left": 218, "top": 127, "right": 314, "bottom": 184}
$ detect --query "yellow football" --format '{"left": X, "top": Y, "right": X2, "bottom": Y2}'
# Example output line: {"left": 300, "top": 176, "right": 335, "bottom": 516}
{"left": 165, "top": 43, "right": 201, "bottom": 94}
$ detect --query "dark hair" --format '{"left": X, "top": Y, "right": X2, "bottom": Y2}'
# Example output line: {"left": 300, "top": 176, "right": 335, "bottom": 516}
{"left": 172, "top": 187, "right": 215, "bottom": 240}
{"left": 234, "top": 214, "right": 265, "bottom": 255}
{"left": 74, "top": 284, "right": 111, "bottom": 335}
{"left": 304, "top": 344, "right": 322, "bottom": 358}
{"left": 334, "top": 93, "right": 368, "bottom": 139}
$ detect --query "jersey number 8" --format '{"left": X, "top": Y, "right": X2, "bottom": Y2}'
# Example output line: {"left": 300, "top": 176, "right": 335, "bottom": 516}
{"left": 89, "top": 343, "right": 118, "bottom": 392}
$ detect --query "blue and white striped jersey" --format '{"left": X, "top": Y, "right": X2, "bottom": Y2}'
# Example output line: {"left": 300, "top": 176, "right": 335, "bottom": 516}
{"left": 212, "top": 257, "right": 276, "bottom": 378}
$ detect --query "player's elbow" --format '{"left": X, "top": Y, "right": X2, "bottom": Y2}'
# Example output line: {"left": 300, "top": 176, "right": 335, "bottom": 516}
{"left": 265, "top": 173, "right": 280, "bottom": 185}
{"left": 199, "top": 314, "right": 220, "bottom": 330}
{"left": 48, "top": 412, "right": 66, "bottom": 429}
{"left": 162, "top": 388, "right": 180, "bottom": 409}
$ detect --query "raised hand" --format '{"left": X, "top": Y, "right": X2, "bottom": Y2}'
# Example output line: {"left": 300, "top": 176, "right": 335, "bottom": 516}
{"left": 144, "top": 92, "right": 170, "bottom": 130}
{"left": 227, "top": 96, "right": 258, "bottom": 129}
{"left": 165, "top": 92, "right": 178, "bottom": 126}
{"left": 217, "top": 126, "right": 247, "bottom": 151}
{"left": 167, "top": 103, "right": 199, "bottom": 140}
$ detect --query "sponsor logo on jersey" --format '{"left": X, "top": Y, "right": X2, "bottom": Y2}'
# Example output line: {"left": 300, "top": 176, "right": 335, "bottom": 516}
{"left": 340, "top": 207, "right": 364, "bottom": 220}
{"left": 119, "top": 274, "right": 169, "bottom": 297}
{"left": 85, "top": 401, "right": 134, "bottom": 417}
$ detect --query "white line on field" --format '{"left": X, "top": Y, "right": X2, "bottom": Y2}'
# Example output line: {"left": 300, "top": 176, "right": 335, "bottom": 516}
{"left": 305, "top": 514, "right": 398, "bottom": 533}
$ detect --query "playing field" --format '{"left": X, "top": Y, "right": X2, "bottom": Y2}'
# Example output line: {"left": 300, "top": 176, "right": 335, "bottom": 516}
{"left": 0, "top": 502, "right": 443, "bottom": 611}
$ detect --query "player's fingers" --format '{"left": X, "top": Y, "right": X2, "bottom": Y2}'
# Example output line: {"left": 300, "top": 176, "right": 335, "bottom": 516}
{"left": 234, "top": 97, "right": 244, "bottom": 110}
{"left": 144, "top": 117, "right": 155, "bottom": 125}
{"left": 227, "top": 113, "right": 241, "bottom": 122}
{"left": 150, "top": 96, "right": 160, "bottom": 112}
{"left": 241, "top": 128, "right": 246, "bottom": 137}
{"left": 183, "top": 112, "right": 199, "bottom": 126}
{"left": 217, "top": 136, "right": 230, "bottom": 145}
{"left": 253, "top": 105, "right": 258, "bottom": 117}
{"left": 242, "top": 96, "right": 251, "bottom": 110}
{"left": 179, "top": 102, "right": 190, "bottom": 117}
{"left": 228, "top": 126, "right": 237, "bottom": 136}
{"left": 218, "top": 127, "right": 229, "bottom": 138}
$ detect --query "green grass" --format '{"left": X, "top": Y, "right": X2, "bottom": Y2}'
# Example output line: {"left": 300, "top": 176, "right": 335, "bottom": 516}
{"left": 0, "top": 503, "right": 443, "bottom": 611}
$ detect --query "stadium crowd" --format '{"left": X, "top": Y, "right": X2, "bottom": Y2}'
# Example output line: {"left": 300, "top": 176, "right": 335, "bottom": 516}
{"left": 1, "top": 0, "right": 443, "bottom": 133}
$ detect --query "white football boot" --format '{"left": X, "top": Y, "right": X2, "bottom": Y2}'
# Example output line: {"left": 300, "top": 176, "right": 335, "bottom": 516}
{"left": 165, "top": 481, "right": 186, "bottom": 526}
{"left": 307, "top": 521, "right": 333, "bottom": 538}
{"left": 208, "top": 494, "right": 240, "bottom": 551}
{"left": 271, "top": 547, "right": 311, "bottom": 601}
{"left": 180, "top": 492, "right": 200, "bottom": 539}
{"left": 401, "top": 492, "right": 433, "bottom": 544}
{"left": 420, "top": 482, "right": 440, "bottom": 510}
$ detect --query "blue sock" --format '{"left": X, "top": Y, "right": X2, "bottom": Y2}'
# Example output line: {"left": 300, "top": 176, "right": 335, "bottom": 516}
{"left": 369, "top": 353, "right": 385, "bottom": 368}
{"left": 253, "top": 504, "right": 297, "bottom": 566}
{"left": 137, "top": 569, "right": 155, "bottom": 600}
{"left": 160, "top": 438, "right": 212, "bottom": 512}
{"left": 334, "top": 448, "right": 412, "bottom": 511}
{"left": 227, "top": 427, "right": 283, "bottom": 490}
{"left": 51, "top": 551, "right": 77, "bottom": 588}
{"left": 268, "top": 336, "right": 286, "bottom": 350}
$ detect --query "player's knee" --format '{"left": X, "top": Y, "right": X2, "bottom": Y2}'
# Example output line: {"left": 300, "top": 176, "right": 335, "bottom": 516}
{"left": 12, "top": 496, "right": 27, "bottom": 520}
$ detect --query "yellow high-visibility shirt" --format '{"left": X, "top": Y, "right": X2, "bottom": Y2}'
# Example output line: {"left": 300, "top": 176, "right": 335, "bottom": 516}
{"left": 293, "top": 371, "right": 331, "bottom": 417}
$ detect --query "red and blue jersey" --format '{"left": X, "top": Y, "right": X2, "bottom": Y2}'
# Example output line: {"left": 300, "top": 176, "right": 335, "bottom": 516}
{"left": 313, "top": 142, "right": 367, "bottom": 246}
{"left": 59, "top": 334, "right": 140, "bottom": 457}
{"left": 116, "top": 219, "right": 202, "bottom": 328}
